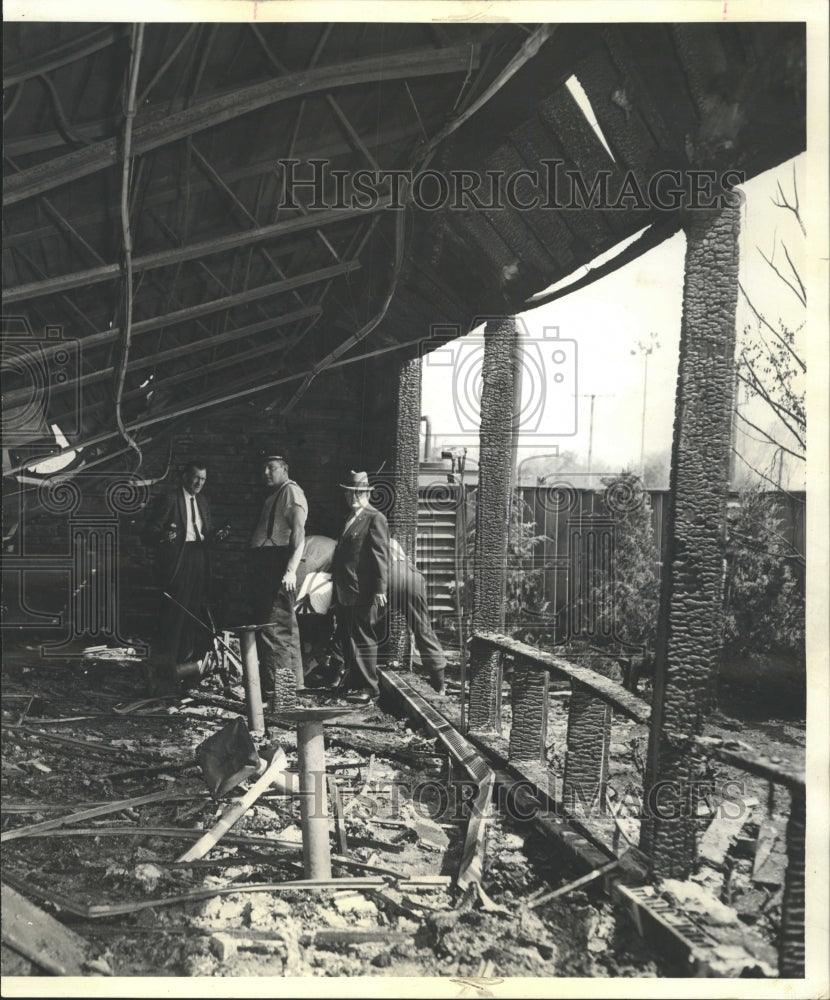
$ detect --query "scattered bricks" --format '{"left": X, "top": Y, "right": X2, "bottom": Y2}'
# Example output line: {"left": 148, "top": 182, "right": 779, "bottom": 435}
{"left": 209, "top": 933, "right": 238, "bottom": 963}
{"left": 413, "top": 814, "right": 450, "bottom": 853}
{"left": 698, "top": 796, "right": 759, "bottom": 867}
{"left": 333, "top": 892, "right": 378, "bottom": 916}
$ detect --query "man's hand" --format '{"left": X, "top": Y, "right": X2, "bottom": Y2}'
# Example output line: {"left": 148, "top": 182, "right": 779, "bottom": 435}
{"left": 214, "top": 525, "right": 230, "bottom": 542}
{"left": 375, "top": 592, "right": 387, "bottom": 610}
{"left": 164, "top": 523, "right": 178, "bottom": 543}
{"left": 281, "top": 569, "right": 298, "bottom": 597}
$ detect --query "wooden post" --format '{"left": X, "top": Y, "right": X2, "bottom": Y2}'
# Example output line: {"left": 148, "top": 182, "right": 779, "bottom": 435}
{"left": 239, "top": 631, "right": 265, "bottom": 734}
{"left": 508, "top": 661, "right": 549, "bottom": 763}
{"left": 385, "top": 357, "right": 423, "bottom": 668}
{"left": 562, "top": 680, "right": 611, "bottom": 820}
{"left": 778, "top": 787, "right": 805, "bottom": 977}
{"left": 641, "top": 202, "right": 742, "bottom": 877}
{"left": 469, "top": 317, "right": 519, "bottom": 732}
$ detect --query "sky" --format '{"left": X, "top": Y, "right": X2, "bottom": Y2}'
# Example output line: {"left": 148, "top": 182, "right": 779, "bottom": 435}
{"left": 421, "top": 153, "right": 807, "bottom": 490}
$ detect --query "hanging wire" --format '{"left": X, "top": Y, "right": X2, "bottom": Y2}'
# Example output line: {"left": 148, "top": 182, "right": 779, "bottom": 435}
{"left": 113, "top": 22, "right": 146, "bottom": 472}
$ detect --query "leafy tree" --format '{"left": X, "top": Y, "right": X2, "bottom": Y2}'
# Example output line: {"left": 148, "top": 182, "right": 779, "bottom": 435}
{"left": 450, "top": 488, "right": 549, "bottom": 634}
{"left": 723, "top": 486, "right": 805, "bottom": 661}
{"left": 592, "top": 471, "right": 660, "bottom": 655}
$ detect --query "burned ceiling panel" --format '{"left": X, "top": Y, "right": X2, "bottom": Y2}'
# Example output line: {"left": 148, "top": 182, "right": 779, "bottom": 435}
{"left": 2, "top": 21, "right": 806, "bottom": 474}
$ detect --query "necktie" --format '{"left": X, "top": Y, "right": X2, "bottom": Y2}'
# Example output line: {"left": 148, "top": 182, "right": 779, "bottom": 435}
{"left": 191, "top": 497, "right": 202, "bottom": 541}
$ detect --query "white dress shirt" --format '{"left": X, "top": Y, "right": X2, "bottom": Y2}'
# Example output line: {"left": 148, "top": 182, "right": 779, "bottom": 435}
{"left": 183, "top": 488, "right": 204, "bottom": 542}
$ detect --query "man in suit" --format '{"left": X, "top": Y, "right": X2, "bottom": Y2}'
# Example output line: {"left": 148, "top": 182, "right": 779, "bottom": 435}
{"left": 143, "top": 461, "right": 226, "bottom": 677}
{"left": 331, "top": 470, "right": 388, "bottom": 704}
{"left": 248, "top": 454, "right": 307, "bottom": 712}
{"left": 296, "top": 534, "right": 446, "bottom": 694}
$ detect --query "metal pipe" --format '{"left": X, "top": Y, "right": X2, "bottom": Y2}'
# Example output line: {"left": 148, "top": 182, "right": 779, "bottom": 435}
{"left": 297, "top": 720, "right": 332, "bottom": 880}
{"left": 239, "top": 631, "right": 265, "bottom": 734}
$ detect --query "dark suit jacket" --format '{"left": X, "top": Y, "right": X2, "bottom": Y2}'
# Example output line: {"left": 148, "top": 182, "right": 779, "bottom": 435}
{"left": 331, "top": 505, "right": 388, "bottom": 607}
{"left": 142, "top": 488, "right": 214, "bottom": 588}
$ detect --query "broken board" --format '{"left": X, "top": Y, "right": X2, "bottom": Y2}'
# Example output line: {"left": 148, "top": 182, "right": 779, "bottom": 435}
{"left": 1, "top": 883, "right": 91, "bottom": 975}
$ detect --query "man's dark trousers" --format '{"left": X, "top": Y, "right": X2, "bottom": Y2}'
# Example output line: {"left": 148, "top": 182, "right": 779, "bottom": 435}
{"left": 248, "top": 546, "right": 302, "bottom": 709}
{"left": 334, "top": 602, "right": 385, "bottom": 698}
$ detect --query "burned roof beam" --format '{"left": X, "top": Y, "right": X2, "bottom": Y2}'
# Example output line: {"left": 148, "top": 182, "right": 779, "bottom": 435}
{"left": 2, "top": 260, "right": 360, "bottom": 373}
{"left": 4, "top": 42, "right": 481, "bottom": 206}
{"left": 4, "top": 201, "right": 385, "bottom": 304}
{"left": 2, "top": 306, "right": 321, "bottom": 410}
{"left": 189, "top": 143, "right": 307, "bottom": 310}
{"left": 3, "top": 25, "right": 128, "bottom": 88}
{"left": 3, "top": 120, "right": 422, "bottom": 249}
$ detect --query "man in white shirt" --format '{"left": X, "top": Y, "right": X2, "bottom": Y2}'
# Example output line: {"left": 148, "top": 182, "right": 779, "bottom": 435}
{"left": 143, "top": 461, "right": 224, "bottom": 679}
{"left": 248, "top": 454, "right": 308, "bottom": 712}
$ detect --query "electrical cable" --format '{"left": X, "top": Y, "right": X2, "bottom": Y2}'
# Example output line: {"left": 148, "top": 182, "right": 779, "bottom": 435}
{"left": 113, "top": 23, "right": 145, "bottom": 472}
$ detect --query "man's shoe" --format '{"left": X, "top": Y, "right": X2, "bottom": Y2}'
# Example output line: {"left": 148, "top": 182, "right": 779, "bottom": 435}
{"left": 346, "top": 689, "right": 377, "bottom": 705}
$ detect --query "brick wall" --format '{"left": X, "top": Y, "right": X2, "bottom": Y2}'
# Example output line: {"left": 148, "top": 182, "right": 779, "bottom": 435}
{"left": 3, "top": 356, "right": 406, "bottom": 645}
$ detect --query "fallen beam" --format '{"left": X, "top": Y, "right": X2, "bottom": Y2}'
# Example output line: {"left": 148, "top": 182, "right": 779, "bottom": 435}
{"left": 4, "top": 43, "right": 481, "bottom": 205}
{"left": 1, "top": 883, "right": 92, "bottom": 975}
{"left": 1, "top": 872, "right": 450, "bottom": 920}
{"left": 0, "top": 788, "right": 182, "bottom": 844}
{"left": 378, "top": 669, "right": 493, "bottom": 892}
{"left": 472, "top": 632, "right": 652, "bottom": 724}
{"left": 177, "top": 749, "right": 289, "bottom": 863}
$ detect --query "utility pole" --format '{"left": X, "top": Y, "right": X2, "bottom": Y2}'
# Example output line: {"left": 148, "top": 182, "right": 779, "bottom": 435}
{"left": 575, "top": 393, "right": 614, "bottom": 475}
{"left": 631, "top": 332, "right": 660, "bottom": 477}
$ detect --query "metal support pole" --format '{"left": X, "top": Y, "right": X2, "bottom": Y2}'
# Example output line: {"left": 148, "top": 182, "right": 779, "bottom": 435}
{"left": 297, "top": 720, "right": 332, "bottom": 880}
{"left": 239, "top": 630, "right": 265, "bottom": 734}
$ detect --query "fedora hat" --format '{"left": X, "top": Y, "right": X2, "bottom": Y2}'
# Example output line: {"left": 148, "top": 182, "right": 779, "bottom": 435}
{"left": 340, "top": 469, "right": 370, "bottom": 490}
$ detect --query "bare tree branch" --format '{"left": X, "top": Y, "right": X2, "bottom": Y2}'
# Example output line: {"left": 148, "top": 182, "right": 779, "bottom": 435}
{"left": 738, "top": 280, "right": 806, "bottom": 373}
{"left": 771, "top": 164, "right": 806, "bottom": 236}
{"left": 735, "top": 406, "right": 805, "bottom": 461}
{"left": 757, "top": 244, "right": 806, "bottom": 307}
{"left": 732, "top": 447, "right": 805, "bottom": 504}
{"left": 737, "top": 360, "right": 805, "bottom": 450}
{"left": 780, "top": 240, "right": 806, "bottom": 304}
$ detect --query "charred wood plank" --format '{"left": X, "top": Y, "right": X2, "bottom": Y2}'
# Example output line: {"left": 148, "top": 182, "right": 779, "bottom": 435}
{"left": 4, "top": 44, "right": 481, "bottom": 206}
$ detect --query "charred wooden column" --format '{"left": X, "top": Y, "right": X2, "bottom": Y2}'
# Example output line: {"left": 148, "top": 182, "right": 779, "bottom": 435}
{"left": 562, "top": 657, "right": 615, "bottom": 815}
{"left": 468, "top": 317, "right": 519, "bottom": 732}
{"left": 640, "top": 203, "right": 741, "bottom": 876}
{"left": 779, "top": 787, "right": 805, "bottom": 977}
{"left": 508, "top": 662, "right": 549, "bottom": 762}
{"left": 385, "top": 356, "right": 422, "bottom": 666}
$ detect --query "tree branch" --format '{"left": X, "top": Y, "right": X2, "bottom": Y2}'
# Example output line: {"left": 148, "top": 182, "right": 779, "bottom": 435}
{"left": 771, "top": 164, "right": 805, "bottom": 236}
{"left": 734, "top": 406, "right": 805, "bottom": 462}
{"left": 732, "top": 447, "right": 805, "bottom": 504}
{"left": 757, "top": 244, "right": 806, "bottom": 307}
{"left": 737, "top": 358, "right": 805, "bottom": 449}
{"left": 738, "top": 280, "right": 806, "bottom": 373}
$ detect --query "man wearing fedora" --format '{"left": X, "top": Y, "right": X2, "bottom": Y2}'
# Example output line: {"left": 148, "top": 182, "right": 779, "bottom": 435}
{"left": 248, "top": 454, "right": 308, "bottom": 711}
{"left": 331, "top": 470, "right": 388, "bottom": 704}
